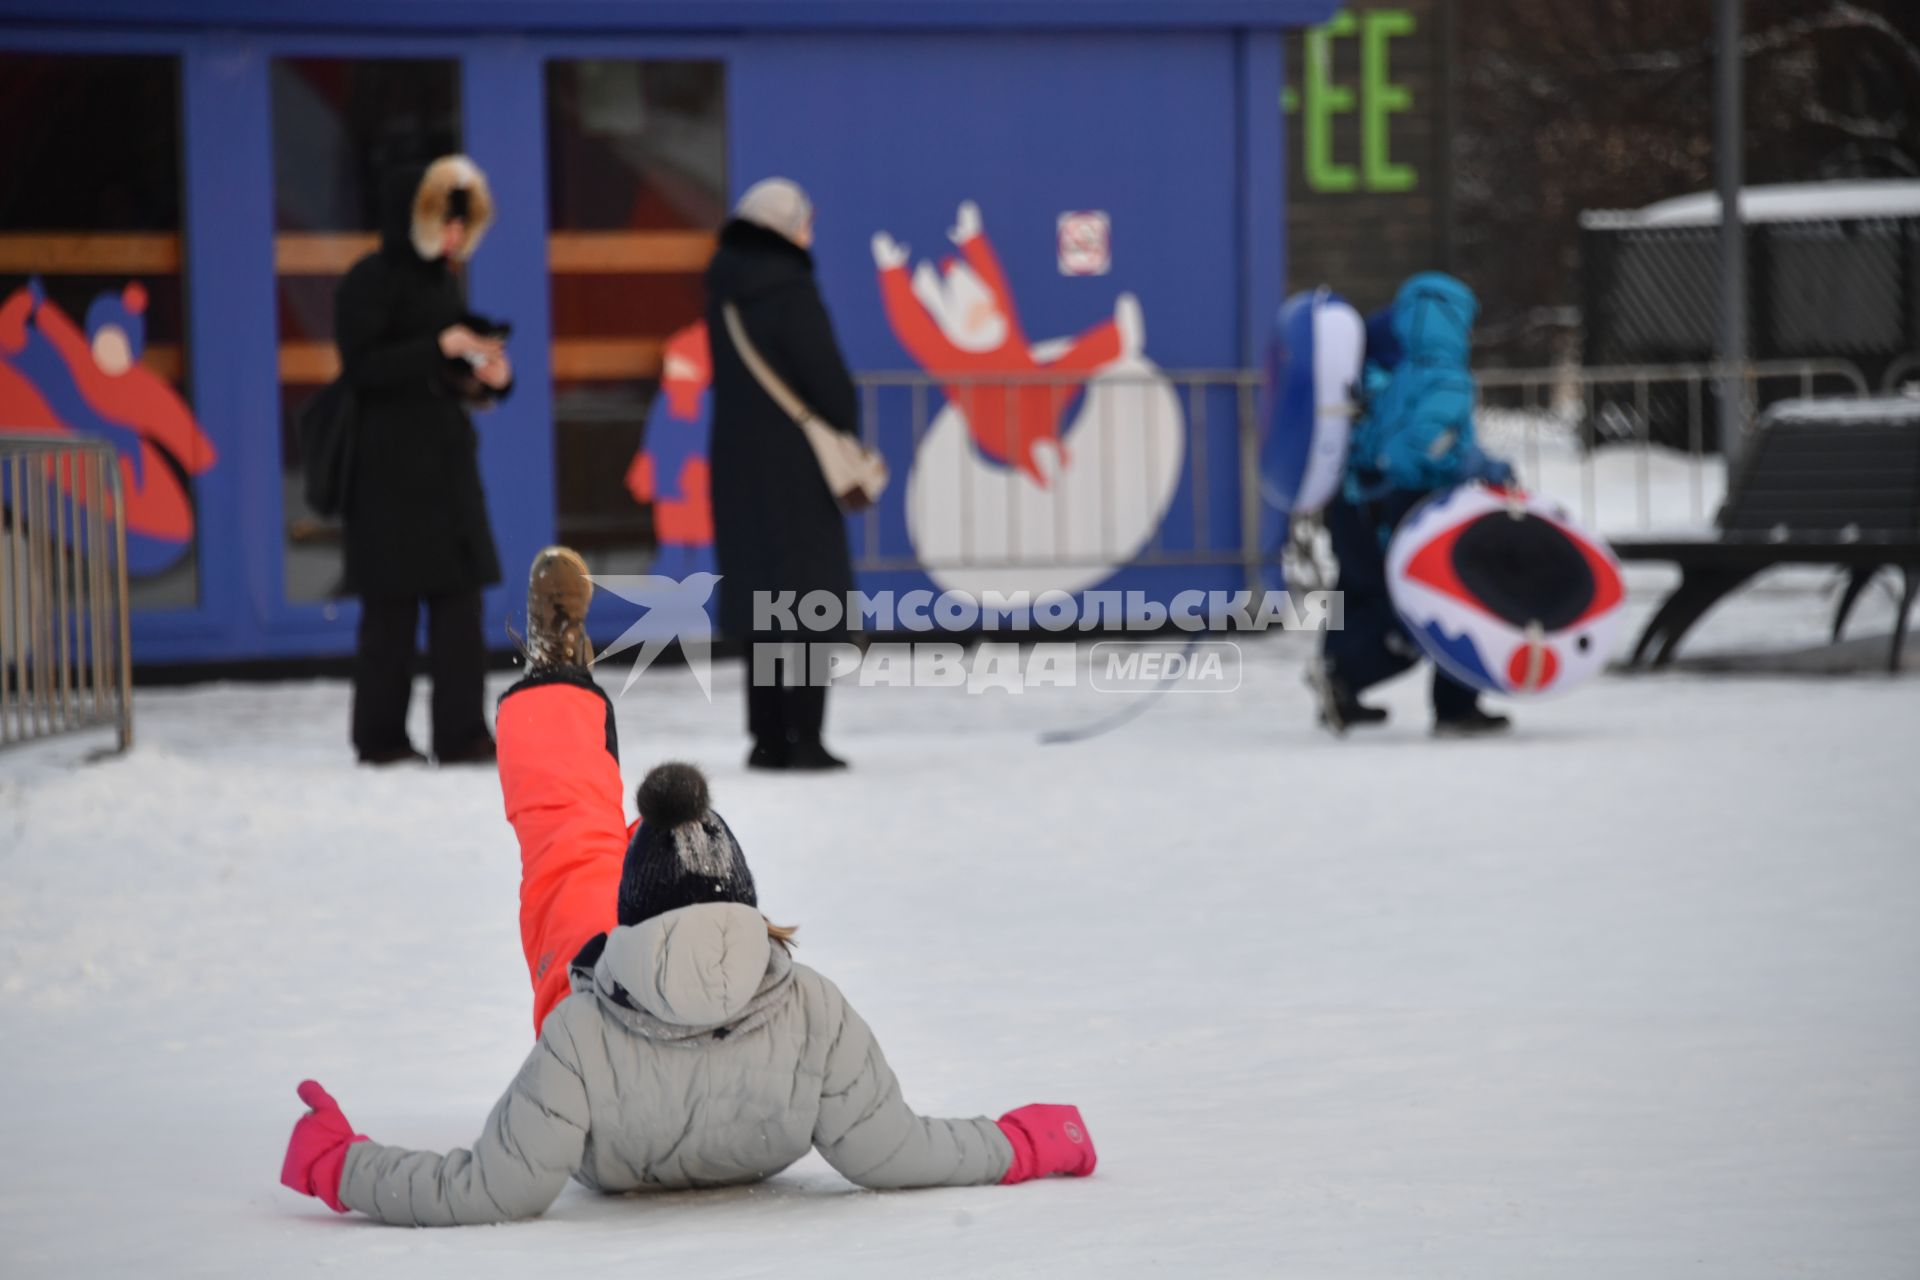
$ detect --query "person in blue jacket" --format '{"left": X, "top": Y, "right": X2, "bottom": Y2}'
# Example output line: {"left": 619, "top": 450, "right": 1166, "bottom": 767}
{"left": 1309, "top": 272, "right": 1515, "bottom": 736}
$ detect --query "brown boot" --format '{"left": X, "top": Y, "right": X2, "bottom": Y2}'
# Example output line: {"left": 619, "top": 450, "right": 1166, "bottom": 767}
{"left": 525, "top": 546, "right": 594, "bottom": 672}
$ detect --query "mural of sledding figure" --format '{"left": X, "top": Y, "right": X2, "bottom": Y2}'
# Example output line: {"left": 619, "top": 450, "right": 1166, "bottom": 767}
{"left": 873, "top": 201, "right": 1184, "bottom": 598}
{"left": 623, "top": 319, "right": 716, "bottom": 580}
{"left": 0, "top": 278, "right": 218, "bottom": 578}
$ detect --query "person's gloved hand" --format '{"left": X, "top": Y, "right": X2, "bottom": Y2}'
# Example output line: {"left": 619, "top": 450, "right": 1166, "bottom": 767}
{"left": 997, "top": 1104, "right": 1097, "bottom": 1184}
{"left": 281, "top": 1080, "right": 368, "bottom": 1214}
{"left": 1457, "top": 445, "right": 1515, "bottom": 489}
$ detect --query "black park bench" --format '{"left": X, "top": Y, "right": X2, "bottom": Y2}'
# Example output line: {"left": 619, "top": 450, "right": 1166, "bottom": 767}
{"left": 1610, "top": 397, "right": 1920, "bottom": 673}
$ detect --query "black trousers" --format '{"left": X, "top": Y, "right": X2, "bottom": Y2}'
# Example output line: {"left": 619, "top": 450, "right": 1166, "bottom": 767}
{"left": 744, "top": 638, "right": 829, "bottom": 750}
{"left": 1321, "top": 492, "right": 1479, "bottom": 719}
{"left": 351, "top": 591, "right": 491, "bottom": 759}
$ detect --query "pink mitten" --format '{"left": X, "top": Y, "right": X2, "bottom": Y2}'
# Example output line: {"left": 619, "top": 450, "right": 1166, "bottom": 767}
{"left": 280, "top": 1080, "right": 368, "bottom": 1213}
{"left": 996, "top": 1103, "right": 1097, "bottom": 1184}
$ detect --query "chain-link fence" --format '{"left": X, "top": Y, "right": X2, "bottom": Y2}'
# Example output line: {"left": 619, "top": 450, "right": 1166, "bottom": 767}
{"left": 1581, "top": 214, "right": 1917, "bottom": 444}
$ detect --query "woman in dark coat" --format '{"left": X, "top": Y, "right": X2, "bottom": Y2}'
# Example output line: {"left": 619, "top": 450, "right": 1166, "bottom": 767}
{"left": 705, "top": 178, "right": 860, "bottom": 771}
{"left": 335, "top": 156, "right": 509, "bottom": 765}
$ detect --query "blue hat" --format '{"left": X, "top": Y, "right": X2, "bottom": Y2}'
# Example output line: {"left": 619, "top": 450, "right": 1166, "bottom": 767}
{"left": 85, "top": 283, "right": 148, "bottom": 359}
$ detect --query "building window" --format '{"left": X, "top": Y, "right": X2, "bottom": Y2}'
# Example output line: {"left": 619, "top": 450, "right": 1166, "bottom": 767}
{"left": 545, "top": 59, "right": 726, "bottom": 575}
{"left": 271, "top": 56, "right": 461, "bottom": 604}
{"left": 0, "top": 53, "right": 204, "bottom": 611}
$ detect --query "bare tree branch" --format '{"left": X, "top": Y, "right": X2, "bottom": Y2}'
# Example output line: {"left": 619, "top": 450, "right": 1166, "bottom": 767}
{"left": 1804, "top": 101, "right": 1907, "bottom": 142}
{"left": 1603, "top": 1, "right": 1920, "bottom": 79}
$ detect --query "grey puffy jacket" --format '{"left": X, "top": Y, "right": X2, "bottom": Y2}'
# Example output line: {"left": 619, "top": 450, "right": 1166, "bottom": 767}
{"left": 340, "top": 903, "right": 1013, "bottom": 1225}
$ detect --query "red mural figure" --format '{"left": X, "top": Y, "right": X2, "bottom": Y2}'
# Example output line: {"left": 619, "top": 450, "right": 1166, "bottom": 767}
{"left": 623, "top": 320, "right": 716, "bottom": 577}
{"left": 0, "top": 279, "right": 218, "bottom": 574}
{"left": 873, "top": 201, "right": 1141, "bottom": 487}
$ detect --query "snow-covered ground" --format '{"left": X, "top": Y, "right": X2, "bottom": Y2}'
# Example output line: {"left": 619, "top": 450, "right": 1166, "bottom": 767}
{"left": 3, "top": 577, "right": 1918, "bottom": 1276}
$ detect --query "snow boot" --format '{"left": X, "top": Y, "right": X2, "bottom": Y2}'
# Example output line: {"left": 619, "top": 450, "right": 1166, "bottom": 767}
{"left": 525, "top": 546, "right": 594, "bottom": 673}
{"left": 1432, "top": 705, "right": 1512, "bottom": 738}
{"left": 746, "top": 740, "right": 789, "bottom": 771}
{"left": 785, "top": 739, "right": 849, "bottom": 772}
{"left": 1306, "top": 659, "right": 1388, "bottom": 735}
{"left": 437, "top": 736, "right": 499, "bottom": 766}
{"left": 359, "top": 744, "right": 428, "bottom": 767}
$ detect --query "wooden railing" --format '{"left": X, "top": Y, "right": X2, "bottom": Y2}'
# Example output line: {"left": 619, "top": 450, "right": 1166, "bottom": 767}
{"left": 0, "top": 230, "right": 715, "bottom": 276}
{"left": 123, "top": 338, "right": 668, "bottom": 385}
{"left": 0, "top": 231, "right": 709, "bottom": 383}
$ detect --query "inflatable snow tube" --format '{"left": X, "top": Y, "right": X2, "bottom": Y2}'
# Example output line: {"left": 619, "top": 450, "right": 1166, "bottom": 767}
{"left": 1259, "top": 287, "right": 1365, "bottom": 516}
{"left": 1386, "top": 484, "right": 1626, "bottom": 697}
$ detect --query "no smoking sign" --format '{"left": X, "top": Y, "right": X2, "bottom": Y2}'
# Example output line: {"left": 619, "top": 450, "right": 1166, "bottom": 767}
{"left": 1056, "top": 211, "right": 1112, "bottom": 276}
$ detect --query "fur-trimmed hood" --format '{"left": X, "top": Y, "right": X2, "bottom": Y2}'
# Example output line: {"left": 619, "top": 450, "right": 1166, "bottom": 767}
{"left": 382, "top": 155, "right": 494, "bottom": 264}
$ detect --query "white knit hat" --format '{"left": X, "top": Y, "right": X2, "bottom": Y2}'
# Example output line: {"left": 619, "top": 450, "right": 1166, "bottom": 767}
{"left": 733, "top": 177, "right": 814, "bottom": 246}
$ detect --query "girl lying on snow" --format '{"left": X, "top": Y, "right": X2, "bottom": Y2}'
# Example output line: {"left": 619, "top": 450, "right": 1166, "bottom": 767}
{"left": 280, "top": 547, "right": 1095, "bottom": 1225}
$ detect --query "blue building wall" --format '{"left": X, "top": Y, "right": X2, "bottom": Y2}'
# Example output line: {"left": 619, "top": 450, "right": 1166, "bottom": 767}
{"left": 0, "top": 4, "right": 1322, "bottom": 664}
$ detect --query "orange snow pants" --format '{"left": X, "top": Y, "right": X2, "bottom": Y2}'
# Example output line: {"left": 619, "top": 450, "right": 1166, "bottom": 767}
{"left": 496, "top": 680, "right": 633, "bottom": 1035}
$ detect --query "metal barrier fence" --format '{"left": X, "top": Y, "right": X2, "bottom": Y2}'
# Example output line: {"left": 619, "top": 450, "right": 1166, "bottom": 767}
{"left": 1882, "top": 352, "right": 1920, "bottom": 393}
{"left": 852, "top": 361, "right": 1872, "bottom": 585}
{"left": 852, "top": 369, "right": 1266, "bottom": 589}
{"left": 0, "top": 435, "right": 133, "bottom": 754}
{"left": 1474, "top": 359, "right": 1869, "bottom": 532}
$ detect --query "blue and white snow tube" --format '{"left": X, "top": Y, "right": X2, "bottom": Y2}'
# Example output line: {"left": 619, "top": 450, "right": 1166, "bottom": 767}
{"left": 1259, "top": 287, "right": 1366, "bottom": 516}
{"left": 1386, "top": 483, "right": 1627, "bottom": 698}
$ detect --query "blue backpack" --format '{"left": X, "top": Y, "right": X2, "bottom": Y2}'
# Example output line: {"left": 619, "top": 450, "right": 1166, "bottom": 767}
{"left": 1346, "top": 272, "right": 1503, "bottom": 501}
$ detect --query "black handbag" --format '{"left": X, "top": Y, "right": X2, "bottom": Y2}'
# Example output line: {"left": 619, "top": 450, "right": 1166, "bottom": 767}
{"left": 298, "top": 379, "right": 358, "bottom": 518}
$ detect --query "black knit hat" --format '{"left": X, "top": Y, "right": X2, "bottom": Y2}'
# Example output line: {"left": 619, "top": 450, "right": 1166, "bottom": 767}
{"left": 617, "top": 763, "right": 757, "bottom": 928}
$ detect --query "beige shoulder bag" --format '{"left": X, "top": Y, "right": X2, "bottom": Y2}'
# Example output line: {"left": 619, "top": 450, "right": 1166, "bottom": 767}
{"left": 722, "top": 302, "right": 890, "bottom": 512}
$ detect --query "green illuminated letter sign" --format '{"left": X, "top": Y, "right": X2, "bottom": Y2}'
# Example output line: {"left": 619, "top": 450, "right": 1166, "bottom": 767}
{"left": 1362, "top": 9, "right": 1416, "bottom": 191}
{"left": 1304, "top": 10, "right": 1358, "bottom": 193}
{"left": 1284, "top": 6, "right": 1418, "bottom": 195}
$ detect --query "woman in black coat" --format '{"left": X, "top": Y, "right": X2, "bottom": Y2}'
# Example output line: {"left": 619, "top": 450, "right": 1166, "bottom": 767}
{"left": 705, "top": 179, "right": 860, "bottom": 771}
{"left": 335, "top": 156, "right": 510, "bottom": 765}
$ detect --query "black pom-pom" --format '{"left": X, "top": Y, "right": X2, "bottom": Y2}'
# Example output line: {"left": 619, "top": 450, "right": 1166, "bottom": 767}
{"left": 637, "top": 762, "right": 710, "bottom": 829}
